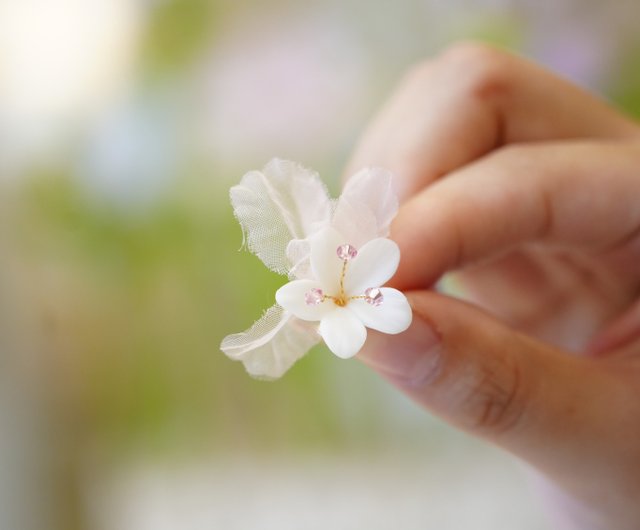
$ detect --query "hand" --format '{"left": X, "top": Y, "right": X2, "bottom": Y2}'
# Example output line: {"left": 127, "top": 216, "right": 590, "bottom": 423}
{"left": 346, "top": 42, "right": 640, "bottom": 530}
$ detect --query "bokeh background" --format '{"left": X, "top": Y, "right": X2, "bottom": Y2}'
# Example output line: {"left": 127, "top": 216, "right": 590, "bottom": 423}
{"left": 1, "top": 1, "right": 640, "bottom": 529}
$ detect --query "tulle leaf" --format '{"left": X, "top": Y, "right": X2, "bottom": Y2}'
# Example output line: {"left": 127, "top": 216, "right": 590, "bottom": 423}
{"left": 230, "top": 159, "right": 332, "bottom": 276}
{"left": 220, "top": 304, "right": 321, "bottom": 380}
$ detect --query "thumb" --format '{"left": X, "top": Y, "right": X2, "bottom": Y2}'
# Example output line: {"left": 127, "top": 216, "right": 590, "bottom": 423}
{"left": 358, "top": 291, "right": 629, "bottom": 477}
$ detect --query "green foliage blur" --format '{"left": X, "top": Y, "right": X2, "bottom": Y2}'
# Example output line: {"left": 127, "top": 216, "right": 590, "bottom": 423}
{"left": 11, "top": 168, "right": 387, "bottom": 455}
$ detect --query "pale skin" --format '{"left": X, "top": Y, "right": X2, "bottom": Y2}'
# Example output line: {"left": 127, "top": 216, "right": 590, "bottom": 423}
{"left": 346, "top": 42, "right": 640, "bottom": 530}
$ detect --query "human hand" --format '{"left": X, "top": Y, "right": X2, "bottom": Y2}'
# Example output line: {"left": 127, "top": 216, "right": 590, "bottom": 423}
{"left": 346, "top": 43, "right": 640, "bottom": 530}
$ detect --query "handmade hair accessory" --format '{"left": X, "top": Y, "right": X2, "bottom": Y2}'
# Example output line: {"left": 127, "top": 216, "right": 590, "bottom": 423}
{"left": 220, "top": 159, "right": 412, "bottom": 379}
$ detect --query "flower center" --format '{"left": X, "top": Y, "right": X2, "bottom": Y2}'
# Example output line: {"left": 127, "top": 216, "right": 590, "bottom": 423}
{"left": 304, "top": 243, "right": 385, "bottom": 308}
{"left": 333, "top": 296, "right": 348, "bottom": 307}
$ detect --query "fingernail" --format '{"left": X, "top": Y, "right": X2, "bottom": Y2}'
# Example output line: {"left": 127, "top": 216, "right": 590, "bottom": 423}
{"left": 358, "top": 314, "right": 442, "bottom": 387}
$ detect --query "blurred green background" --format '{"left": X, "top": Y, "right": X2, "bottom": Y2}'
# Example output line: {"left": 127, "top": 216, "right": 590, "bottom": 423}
{"left": 1, "top": 1, "right": 639, "bottom": 529}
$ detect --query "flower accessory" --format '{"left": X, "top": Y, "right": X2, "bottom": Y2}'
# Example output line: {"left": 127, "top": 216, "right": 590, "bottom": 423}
{"left": 220, "top": 159, "right": 412, "bottom": 379}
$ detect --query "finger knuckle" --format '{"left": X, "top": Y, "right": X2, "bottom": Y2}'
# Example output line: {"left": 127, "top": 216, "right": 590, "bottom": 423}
{"left": 437, "top": 41, "right": 512, "bottom": 101}
{"left": 458, "top": 348, "right": 528, "bottom": 436}
{"left": 403, "top": 42, "right": 512, "bottom": 102}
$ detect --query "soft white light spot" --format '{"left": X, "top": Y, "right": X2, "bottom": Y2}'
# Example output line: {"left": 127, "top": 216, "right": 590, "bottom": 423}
{"left": 0, "top": 0, "right": 143, "bottom": 173}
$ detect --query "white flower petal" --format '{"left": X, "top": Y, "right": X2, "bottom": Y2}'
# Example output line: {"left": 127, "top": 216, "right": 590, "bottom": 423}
{"left": 310, "top": 226, "right": 347, "bottom": 294}
{"left": 230, "top": 159, "right": 332, "bottom": 275}
{"left": 332, "top": 167, "right": 398, "bottom": 247}
{"left": 348, "top": 288, "right": 412, "bottom": 334}
{"left": 276, "top": 279, "right": 335, "bottom": 321}
{"left": 319, "top": 307, "right": 367, "bottom": 359}
{"left": 220, "top": 304, "right": 320, "bottom": 380}
{"left": 344, "top": 238, "right": 400, "bottom": 295}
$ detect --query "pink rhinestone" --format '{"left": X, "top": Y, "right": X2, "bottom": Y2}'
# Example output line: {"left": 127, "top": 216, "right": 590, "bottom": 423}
{"left": 305, "top": 288, "right": 324, "bottom": 306}
{"left": 336, "top": 244, "right": 358, "bottom": 260}
{"left": 364, "top": 287, "right": 384, "bottom": 307}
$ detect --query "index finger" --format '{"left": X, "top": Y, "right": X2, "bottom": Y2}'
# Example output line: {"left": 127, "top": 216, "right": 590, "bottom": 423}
{"left": 390, "top": 140, "right": 640, "bottom": 290}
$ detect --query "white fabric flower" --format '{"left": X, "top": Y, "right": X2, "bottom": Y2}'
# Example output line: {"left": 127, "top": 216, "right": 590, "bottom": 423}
{"left": 220, "top": 158, "right": 412, "bottom": 379}
{"left": 276, "top": 227, "right": 411, "bottom": 359}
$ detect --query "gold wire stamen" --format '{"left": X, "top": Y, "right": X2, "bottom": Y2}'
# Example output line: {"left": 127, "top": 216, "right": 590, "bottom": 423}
{"left": 309, "top": 245, "right": 381, "bottom": 307}
{"left": 322, "top": 259, "right": 350, "bottom": 306}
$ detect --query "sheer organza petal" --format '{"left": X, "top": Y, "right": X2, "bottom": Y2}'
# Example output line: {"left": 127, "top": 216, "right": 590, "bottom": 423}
{"left": 332, "top": 168, "right": 398, "bottom": 247}
{"left": 230, "top": 159, "right": 332, "bottom": 275}
{"left": 310, "top": 227, "right": 346, "bottom": 294}
{"left": 276, "top": 279, "right": 335, "bottom": 321}
{"left": 319, "top": 307, "right": 367, "bottom": 359}
{"left": 348, "top": 288, "right": 412, "bottom": 334}
{"left": 286, "top": 238, "right": 312, "bottom": 280}
{"left": 344, "top": 238, "right": 400, "bottom": 295}
{"left": 220, "top": 304, "right": 320, "bottom": 380}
